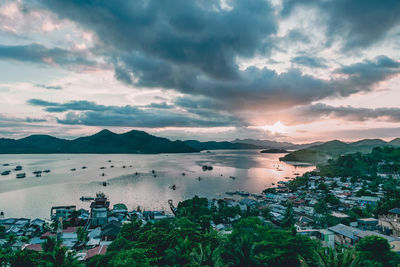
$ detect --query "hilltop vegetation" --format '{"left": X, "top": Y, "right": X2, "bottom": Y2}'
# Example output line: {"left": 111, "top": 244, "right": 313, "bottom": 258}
{"left": 317, "top": 146, "right": 400, "bottom": 178}
{"left": 280, "top": 139, "right": 400, "bottom": 164}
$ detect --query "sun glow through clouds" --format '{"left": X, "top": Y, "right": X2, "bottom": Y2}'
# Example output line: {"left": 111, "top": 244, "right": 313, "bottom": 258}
{"left": 250, "top": 121, "right": 288, "bottom": 134}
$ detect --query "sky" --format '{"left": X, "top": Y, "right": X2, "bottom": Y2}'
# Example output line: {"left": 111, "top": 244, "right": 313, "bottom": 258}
{"left": 0, "top": 0, "right": 400, "bottom": 143}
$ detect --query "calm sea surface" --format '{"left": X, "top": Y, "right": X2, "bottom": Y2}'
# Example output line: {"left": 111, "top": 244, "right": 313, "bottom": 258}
{"left": 0, "top": 150, "right": 314, "bottom": 219}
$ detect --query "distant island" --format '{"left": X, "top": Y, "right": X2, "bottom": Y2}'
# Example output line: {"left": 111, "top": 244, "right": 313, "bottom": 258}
{"left": 0, "top": 129, "right": 198, "bottom": 154}
{"left": 280, "top": 138, "right": 400, "bottom": 164}
{"left": 260, "top": 148, "right": 288, "bottom": 153}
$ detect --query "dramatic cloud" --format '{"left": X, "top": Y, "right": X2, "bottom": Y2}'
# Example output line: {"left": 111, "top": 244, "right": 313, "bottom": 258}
{"left": 281, "top": 0, "right": 400, "bottom": 50}
{"left": 291, "top": 56, "right": 327, "bottom": 68}
{"left": 298, "top": 103, "right": 400, "bottom": 123}
{"left": 0, "top": 44, "right": 95, "bottom": 67}
{"left": 27, "top": 98, "right": 241, "bottom": 128}
{"left": 0, "top": 0, "right": 399, "bottom": 141}
{"left": 26, "top": 0, "right": 399, "bottom": 114}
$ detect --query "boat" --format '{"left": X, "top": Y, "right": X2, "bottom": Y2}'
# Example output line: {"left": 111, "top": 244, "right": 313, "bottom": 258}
{"left": 70, "top": 168, "right": 76, "bottom": 171}
{"left": 169, "top": 184, "right": 177, "bottom": 191}
{"left": 14, "top": 165, "right": 22, "bottom": 171}
{"left": 229, "top": 176, "right": 236, "bottom": 180}
{"left": 202, "top": 165, "right": 213, "bottom": 171}
{"left": 1, "top": 170, "right": 11, "bottom": 176}
{"left": 110, "top": 165, "right": 114, "bottom": 168}
{"left": 102, "top": 181, "right": 108, "bottom": 186}
{"left": 16, "top": 173, "right": 26, "bottom": 179}
{"left": 100, "top": 167, "right": 106, "bottom": 169}
{"left": 82, "top": 166, "right": 87, "bottom": 169}
{"left": 43, "top": 170, "right": 51, "bottom": 173}
{"left": 33, "top": 171, "right": 42, "bottom": 177}
{"left": 80, "top": 196, "right": 94, "bottom": 201}
{"left": 2, "top": 164, "right": 9, "bottom": 166}
{"left": 122, "top": 165, "right": 126, "bottom": 168}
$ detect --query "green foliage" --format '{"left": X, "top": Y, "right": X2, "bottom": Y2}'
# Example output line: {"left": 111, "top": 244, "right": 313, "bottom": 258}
{"left": 356, "top": 236, "right": 400, "bottom": 267}
{"left": 281, "top": 202, "right": 295, "bottom": 228}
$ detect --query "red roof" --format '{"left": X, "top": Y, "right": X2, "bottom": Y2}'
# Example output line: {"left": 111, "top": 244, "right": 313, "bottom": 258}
{"left": 84, "top": 245, "right": 108, "bottom": 260}
{"left": 24, "top": 244, "right": 42, "bottom": 252}
{"left": 63, "top": 226, "right": 77, "bottom": 233}
{"left": 41, "top": 232, "right": 56, "bottom": 238}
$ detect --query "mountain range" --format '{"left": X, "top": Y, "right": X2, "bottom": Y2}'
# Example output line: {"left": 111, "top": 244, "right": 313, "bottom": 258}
{"left": 0, "top": 130, "right": 399, "bottom": 159}
{"left": 232, "top": 139, "right": 323, "bottom": 150}
{"left": 0, "top": 130, "right": 197, "bottom": 154}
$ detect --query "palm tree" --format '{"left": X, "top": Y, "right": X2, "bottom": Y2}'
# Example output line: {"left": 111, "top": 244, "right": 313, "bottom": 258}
{"left": 315, "top": 247, "right": 359, "bottom": 267}
{"left": 41, "top": 237, "right": 80, "bottom": 266}
{"left": 221, "top": 234, "right": 257, "bottom": 267}
{"left": 190, "top": 243, "right": 223, "bottom": 267}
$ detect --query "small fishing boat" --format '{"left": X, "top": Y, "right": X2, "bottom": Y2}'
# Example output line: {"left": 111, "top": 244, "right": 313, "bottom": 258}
{"left": 229, "top": 176, "right": 236, "bottom": 180}
{"left": 43, "top": 170, "right": 51, "bottom": 173}
{"left": 16, "top": 173, "right": 26, "bottom": 179}
{"left": 14, "top": 166, "right": 22, "bottom": 171}
{"left": 82, "top": 166, "right": 87, "bottom": 169}
{"left": 33, "top": 171, "right": 42, "bottom": 177}
{"left": 1, "top": 170, "right": 10, "bottom": 176}
{"left": 169, "top": 184, "right": 177, "bottom": 190}
{"left": 70, "top": 168, "right": 76, "bottom": 171}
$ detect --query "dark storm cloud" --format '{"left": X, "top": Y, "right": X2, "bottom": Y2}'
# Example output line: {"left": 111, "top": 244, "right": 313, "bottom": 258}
{"left": 334, "top": 56, "right": 400, "bottom": 91}
{"left": 281, "top": 0, "right": 400, "bottom": 50}
{"left": 27, "top": 98, "right": 241, "bottom": 128}
{"left": 29, "top": 0, "right": 400, "bottom": 114}
{"left": 35, "top": 84, "right": 63, "bottom": 90}
{"left": 299, "top": 103, "right": 400, "bottom": 122}
{"left": 35, "top": 0, "right": 277, "bottom": 80}
{"left": 291, "top": 56, "right": 327, "bottom": 68}
{"left": 0, "top": 44, "right": 94, "bottom": 66}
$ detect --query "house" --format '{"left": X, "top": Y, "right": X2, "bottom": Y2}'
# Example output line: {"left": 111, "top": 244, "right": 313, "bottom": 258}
{"left": 378, "top": 208, "right": 400, "bottom": 237}
{"left": 357, "top": 218, "right": 378, "bottom": 231}
{"left": 101, "top": 221, "right": 121, "bottom": 241}
{"left": 61, "top": 227, "right": 78, "bottom": 248}
{"left": 357, "top": 196, "right": 380, "bottom": 206}
{"left": 84, "top": 245, "right": 108, "bottom": 261}
{"left": 318, "top": 229, "right": 335, "bottom": 248}
{"left": 329, "top": 223, "right": 400, "bottom": 249}
{"left": 23, "top": 243, "right": 42, "bottom": 252}
{"left": 51, "top": 206, "right": 76, "bottom": 221}
{"left": 295, "top": 216, "right": 314, "bottom": 231}
{"left": 86, "top": 227, "right": 102, "bottom": 247}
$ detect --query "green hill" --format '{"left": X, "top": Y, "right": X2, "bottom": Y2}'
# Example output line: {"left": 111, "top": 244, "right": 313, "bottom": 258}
{"left": 280, "top": 138, "right": 400, "bottom": 164}
{"left": 0, "top": 130, "right": 198, "bottom": 154}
